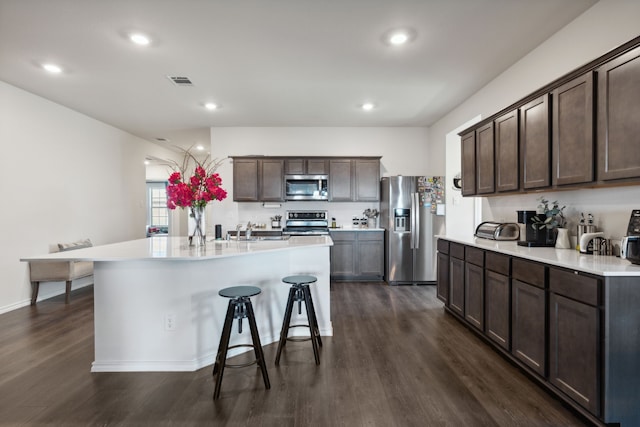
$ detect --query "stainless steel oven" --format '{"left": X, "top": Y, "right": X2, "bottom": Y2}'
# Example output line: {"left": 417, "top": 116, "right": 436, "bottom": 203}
{"left": 283, "top": 210, "right": 329, "bottom": 236}
{"left": 284, "top": 175, "right": 328, "bottom": 201}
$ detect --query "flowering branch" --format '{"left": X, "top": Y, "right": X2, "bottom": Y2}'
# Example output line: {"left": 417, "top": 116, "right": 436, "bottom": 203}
{"left": 166, "top": 147, "right": 228, "bottom": 210}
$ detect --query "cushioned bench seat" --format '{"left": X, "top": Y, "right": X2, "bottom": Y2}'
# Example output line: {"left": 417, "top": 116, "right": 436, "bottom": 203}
{"left": 28, "top": 239, "right": 94, "bottom": 305}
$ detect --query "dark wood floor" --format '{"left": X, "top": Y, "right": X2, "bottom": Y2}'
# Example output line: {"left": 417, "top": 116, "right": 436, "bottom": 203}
{"left": 0, "top": 283, "right": 589, "bottom": 426}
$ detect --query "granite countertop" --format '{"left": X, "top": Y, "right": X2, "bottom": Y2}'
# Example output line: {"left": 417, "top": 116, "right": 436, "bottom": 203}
{"left": 21, "top": 235, "right": 333, "bottom": 262}
{"left": 438, "top": 234, "right": 640, "bottom": 277}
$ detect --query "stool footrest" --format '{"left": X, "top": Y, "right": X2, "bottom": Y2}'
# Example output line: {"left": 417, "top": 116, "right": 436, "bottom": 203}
{"left": 224, "top": 344, "right": 260, "bottom": 368}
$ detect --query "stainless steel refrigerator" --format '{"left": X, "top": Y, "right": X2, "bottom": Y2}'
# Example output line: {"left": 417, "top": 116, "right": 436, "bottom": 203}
{"left": 380, "top": 176, "right": 445, "bottom": 285}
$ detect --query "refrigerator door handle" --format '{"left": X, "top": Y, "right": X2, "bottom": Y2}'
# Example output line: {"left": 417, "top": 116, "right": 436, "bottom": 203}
{"left": 410, "top": 192, "right": 415, "bottom": 249}
{"left": 414, "top": 192, "right": 420, "bottom": 249}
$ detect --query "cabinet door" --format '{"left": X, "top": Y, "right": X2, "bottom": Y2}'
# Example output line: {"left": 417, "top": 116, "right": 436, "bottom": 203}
{"left": 354, "top": 159, "right": 380, "bottom": 201}
{"left": 597, "top": 46, "right": 640, "bottom": 181}
{"left": 476, "top": 122, "right": 495, "bottom": 194}
{"left": 461, "top": 131, "right": 476, "bottom": 196}
{"left": 495, "top": 109, "right": 519, "bottom": 192}
{"left": 512, "top": 279, "right": 546, "bottom": 377}
{"left": 330, "top": 232, "right": 356, "bottom": 278}
{"left": 329, "top": 159, "right": 353, "bottom": 201}
{"left": 260, "top": 159, "right": 284, "bottom": 202}
{"left": 437, "top": 252, "right": 449, "bottom": 304}
{"left": 553, "top": 73, "right": 594, "bottom": 185}
{"left": 233, "top": 158, "right": 259, "bottom": 201}
{"left": 520, "top": 95, "right": 551, "bottom": 189}
{"left": 307, "top": 159, "right": 328, "bottom": 175}
{"left": 358, "top": 232, "right": 384, "bottom": 279}
{"left": 285, "top": 159, "right": 305, "bottom": 175}
{"left": 549, "top": 293, "right": 600, "bottom": 415}
{"left": 485, "top": 270, "right": 510, "bottom": 350}
{"left": 465, "top": 262, "right": 484, "bottom": 331}
{"left": 449, "top": 257, "right": 465, "bottom": 317}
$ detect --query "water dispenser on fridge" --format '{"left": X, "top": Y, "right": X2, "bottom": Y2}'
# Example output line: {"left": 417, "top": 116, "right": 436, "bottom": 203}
{"left": 394, "top": 208, "right": 410, "bottom": 232}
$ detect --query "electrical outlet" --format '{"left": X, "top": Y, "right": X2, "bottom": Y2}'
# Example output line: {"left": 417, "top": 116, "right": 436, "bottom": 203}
{"left": 165, "top": 314, "right": 176, "bottom": 331}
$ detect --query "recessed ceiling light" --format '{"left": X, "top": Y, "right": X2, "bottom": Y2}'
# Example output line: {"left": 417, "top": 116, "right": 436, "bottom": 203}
{"left": 196, "top": 145, "right": 205, "bottom": 151}
{"left": 361, "top": 102, "right": 375, "bottom": 111}
{"left": 204, "top": 102, "right": 218, "bottom": 110}
{"left": 130, "top": 33, "right": 151, "bottom": 46}
{"left": 42, "top": 63, "right": 62, "bottom": 74}
{"left": 384, "top": 28, "right": 416, "bottom": 46}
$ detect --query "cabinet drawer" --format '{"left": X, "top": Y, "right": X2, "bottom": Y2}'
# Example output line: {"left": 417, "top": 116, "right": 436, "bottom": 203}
{"left": 450, "top": 242, "right": 465, "bottom": 260}
{"left": 486, "top": 252, "right": 510, "bottom": 275}
{"left": 437, "top": 239, "right": 450, "bottom": 254}
{"left": 329, "top": 232, "right": 356, "bottom": 242}
{"left": 549, "top": 268, "right": 600, "bottom": 306}
{"left": 358, "top": 231, "right": 383, "bottom": 242}
{"left": 512, "top": 258, "right": 546, "bottom": 288}
{"left": 465, "top": 246, "right": 485, "bottom": 267}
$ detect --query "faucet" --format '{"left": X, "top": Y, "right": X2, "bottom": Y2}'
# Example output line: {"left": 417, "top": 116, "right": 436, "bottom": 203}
{"left": 245, "top": 221, "right": 253, "bottom": 240}
{"left": 236, "top": 224, "right": 243, "bottom": 240}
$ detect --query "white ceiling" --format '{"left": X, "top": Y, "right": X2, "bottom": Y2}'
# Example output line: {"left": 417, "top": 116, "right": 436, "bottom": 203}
{"left": 0, "top": 0, "right": 597, "bottom": 152}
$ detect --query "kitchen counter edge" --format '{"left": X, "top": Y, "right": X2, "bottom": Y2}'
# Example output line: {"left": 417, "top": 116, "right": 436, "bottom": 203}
{"left": 437, "top": 234, "right": 640, "bottom": 277}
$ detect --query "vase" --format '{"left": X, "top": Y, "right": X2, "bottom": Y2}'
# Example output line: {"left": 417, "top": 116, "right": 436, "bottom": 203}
{"left": 189, "top": 206, "right": 206, "bottom": 246}
{"left": 555, "top": 228, "right": 571, "bottom": 249}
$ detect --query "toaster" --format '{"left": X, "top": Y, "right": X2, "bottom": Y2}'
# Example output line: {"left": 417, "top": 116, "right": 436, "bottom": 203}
{"left": 475, "top": 222, "right": 520, "bottom": 241}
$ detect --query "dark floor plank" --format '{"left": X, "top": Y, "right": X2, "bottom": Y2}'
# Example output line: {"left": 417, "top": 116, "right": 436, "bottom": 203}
{"left": 0, "top": 283, "right": 590, "bottom": 426}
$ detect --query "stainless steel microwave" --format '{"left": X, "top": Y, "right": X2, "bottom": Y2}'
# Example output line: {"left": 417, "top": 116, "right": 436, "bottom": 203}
{"left": 284, "top": 175, "right": 328, "bottom": 201}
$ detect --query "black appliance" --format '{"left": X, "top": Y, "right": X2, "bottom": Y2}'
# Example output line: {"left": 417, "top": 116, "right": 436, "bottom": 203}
{"left": 282, "top": 210, "right": 329, "bottom": 235}
{"left": 516, "top": 210, "right": 555, "bottom": 247}
{"left": 621, "top": 210, "right": 640, "bottom": 264}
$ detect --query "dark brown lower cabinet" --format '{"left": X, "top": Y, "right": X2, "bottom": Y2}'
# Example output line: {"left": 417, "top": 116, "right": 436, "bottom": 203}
{"left": 437, "top": 237, "right": 640, "bottom": 426}
{"left": 449, "top": 256, "right": 465, "bottom": 317}
{"left": 437, "top": 252, "right": 449, "bottom": 304}
{"left": 485, "top": 270, "right": 510, "bottom": 350}
{"left": 464, "top": 262, "right": 484, "bottom": 331}
{"left": 549, "top": 293, "right": 600, "bottom": 416}
{"left": 511, "top": 279, "right": 546, "bottom": 377}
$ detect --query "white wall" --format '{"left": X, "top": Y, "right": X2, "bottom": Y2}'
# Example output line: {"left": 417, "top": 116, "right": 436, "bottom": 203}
{"left": 428, "top": 0, "right": 640, "bottom": 241}
{"left": 208, "top": 127, "right": 431, "bottom": 234}
{"left": 0, "top": 81, "right": 179, "bottom": 312}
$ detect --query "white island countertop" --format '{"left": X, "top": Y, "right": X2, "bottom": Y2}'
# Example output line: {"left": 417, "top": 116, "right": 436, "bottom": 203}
{"left": 438, "top": 234, "right": 640, "bottom": 277}
{"left": 21, "top": 235, "right": 333, "bottom": 262}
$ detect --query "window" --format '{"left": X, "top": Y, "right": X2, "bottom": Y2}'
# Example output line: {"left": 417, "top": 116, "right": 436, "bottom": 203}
{"left": 147, "top": 181, "right": 169, "bottom": 234}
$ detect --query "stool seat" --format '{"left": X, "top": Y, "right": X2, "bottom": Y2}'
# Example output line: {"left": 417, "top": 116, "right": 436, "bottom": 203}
{"left": 212, "top": 285, "right": 270, "bottom": 400}
{"left": 282, "top": 275, "right": 317, "bottom": 286}
{"left": 275, "top": 275, "right": 322, "bottom": 365}
{"left": 219, "top": 285, "right": 261, "bottom": 299}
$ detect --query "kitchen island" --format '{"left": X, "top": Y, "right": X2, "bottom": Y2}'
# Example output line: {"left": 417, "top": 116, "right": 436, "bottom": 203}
{"left": 22, "top": 236, "right": 333, "bottom": 372}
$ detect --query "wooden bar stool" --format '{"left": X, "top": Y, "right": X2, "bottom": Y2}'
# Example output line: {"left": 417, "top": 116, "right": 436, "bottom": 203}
{"left": 212, "top": 286, "right": 270, "bottom": 400}
{"left": 275, "top": 275, "right": 322, "bottom": 365}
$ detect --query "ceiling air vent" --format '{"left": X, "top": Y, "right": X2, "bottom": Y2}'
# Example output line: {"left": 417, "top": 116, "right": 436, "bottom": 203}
{"left": 167, "top": 76, "right": 194, "bottom": 86}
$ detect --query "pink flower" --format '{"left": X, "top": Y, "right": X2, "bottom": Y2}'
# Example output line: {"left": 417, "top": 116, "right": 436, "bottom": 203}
{"left": 166, "top": 152, "right": 227, "bottom": 210}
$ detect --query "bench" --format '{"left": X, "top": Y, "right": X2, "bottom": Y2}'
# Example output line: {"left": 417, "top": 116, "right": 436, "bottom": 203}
{"left": 28, "top": 239, "right": 94, "bottom": 305}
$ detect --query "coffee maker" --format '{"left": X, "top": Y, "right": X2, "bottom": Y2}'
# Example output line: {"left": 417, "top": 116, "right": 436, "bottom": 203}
{"left": 517, "top": 210, "right": 555, "bottom": 247}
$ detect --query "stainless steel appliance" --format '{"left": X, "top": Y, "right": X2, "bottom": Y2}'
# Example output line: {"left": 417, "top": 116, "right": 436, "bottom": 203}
{"left": 475, "top": 222, "right": 520, "bottom": 241}
{"left": 282, "top": 210, "right": 329, "bottom": 235}
{"left": 284, "top": 175, "right": 329, "bottom": 201}
{"left": 380, "top": 176, "right": 445, "bottom": 285}
{"left": 621, "top": 210, "right": 640, "bottom": 264}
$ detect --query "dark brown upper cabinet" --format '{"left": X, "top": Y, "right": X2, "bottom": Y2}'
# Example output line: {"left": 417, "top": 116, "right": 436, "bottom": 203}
{"left": 285, "top": 158, "right": 328, "bottom": 175}
{"left": 552, "top": 73, "right": 594, "bottom": 186}
{"left": 495, "top": 109, "right": 519, "bottom": 192}
{"left": 476, "top": 122, "right": 495, "bottom": 194}
{"left": 597, "top": 45, "right": 640, "bottom": 181}
{"left": 461, "top": 131, "right": 476, "bottom": 196}
{"left": 520, "top": 94, "right": 551, "bottom": 190}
